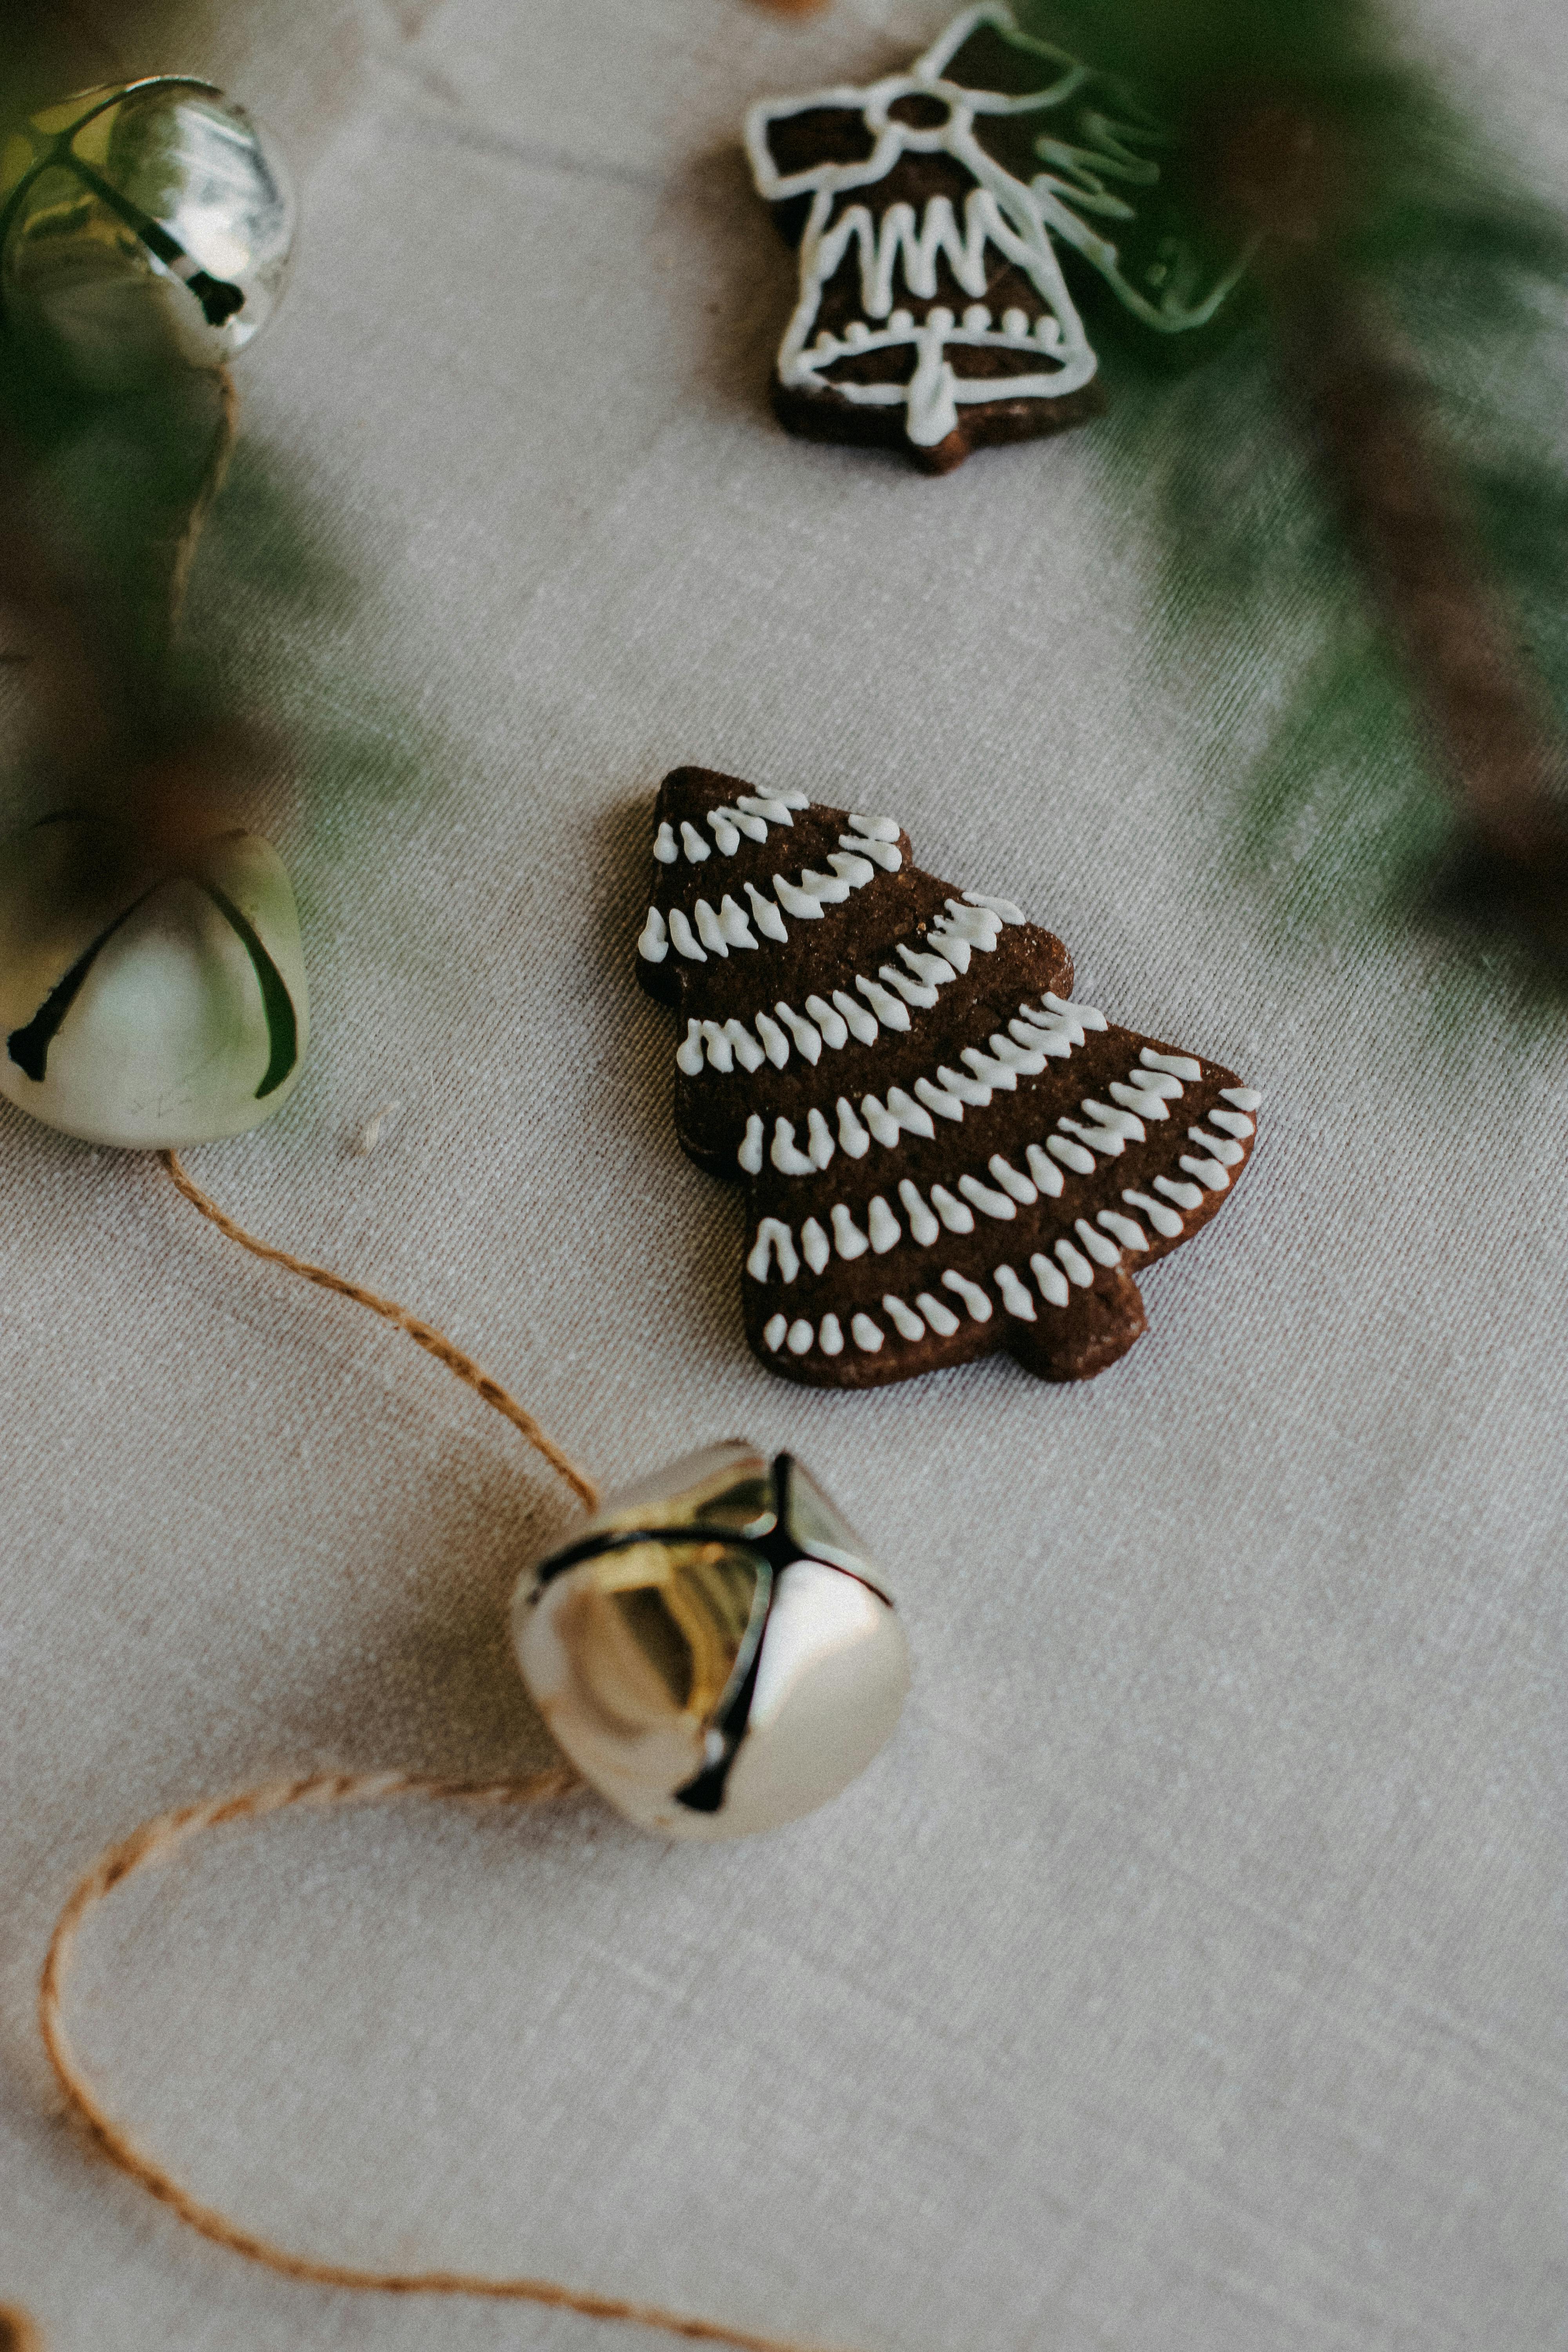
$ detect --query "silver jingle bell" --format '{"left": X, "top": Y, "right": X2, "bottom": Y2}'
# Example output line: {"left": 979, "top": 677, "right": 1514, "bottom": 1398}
{"left": 0, "top": 78, "right": 294, "bottom": 390}
{"left": 513, "top": 1441, "right": 912, "bottom": 1840}
{"left": 0, "top": 810, "right": 309, "bottom": 1147}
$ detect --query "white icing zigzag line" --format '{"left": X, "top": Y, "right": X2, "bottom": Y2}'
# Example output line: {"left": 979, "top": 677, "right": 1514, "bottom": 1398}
{"left": 795, "top": 218, "right": 1082, "bottom": 452}
{"left": 639, "top": 828, "right": 908, "bottom": 971}
{"left": 746, "top": 12, "right": 1101, "bottom": 449}
{"left": 746, "top": 1065, "right": 1259, "bottom": 1348}
{"left": 740, "top": 990, "right": 1103, "bottom": 1173}
{"left": 671, "top": 902, "right": 1034, "bottom": 1092}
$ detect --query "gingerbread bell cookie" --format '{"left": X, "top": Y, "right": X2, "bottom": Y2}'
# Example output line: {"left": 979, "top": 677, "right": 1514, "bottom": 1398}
{"left": 637, "top": 767, "right": 1259, "bottom": 1388}
{"left": 744, "top": 2, "right": 1249, "bottom": 472}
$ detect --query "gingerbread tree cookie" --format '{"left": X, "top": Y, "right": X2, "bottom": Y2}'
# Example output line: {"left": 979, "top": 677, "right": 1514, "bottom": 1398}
{"left": 637, "top": 766, "right": 1259, "bottom": 1387}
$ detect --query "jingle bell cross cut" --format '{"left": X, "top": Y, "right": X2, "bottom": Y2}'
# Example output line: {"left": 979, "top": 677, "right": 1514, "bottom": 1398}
{"left": 515, "top": 1442, "right": 912, "bottom": 1840}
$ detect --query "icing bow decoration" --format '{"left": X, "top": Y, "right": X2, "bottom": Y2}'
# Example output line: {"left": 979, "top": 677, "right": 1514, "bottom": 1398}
{"left": 638, "top": 768, "right": 1259, "bottom": 1385}
{"left": 745, "top": 0, "right": 1248, "bottom": 470}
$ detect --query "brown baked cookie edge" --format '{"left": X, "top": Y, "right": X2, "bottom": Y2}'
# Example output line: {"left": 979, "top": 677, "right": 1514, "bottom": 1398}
{"left": 771, "top": 375, "right": 1107, "bottom": 474}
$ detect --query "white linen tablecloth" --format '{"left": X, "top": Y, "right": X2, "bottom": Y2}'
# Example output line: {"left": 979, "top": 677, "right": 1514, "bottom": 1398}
{"left": 2, "top": 2, "right": 1566, "bottom": 2346}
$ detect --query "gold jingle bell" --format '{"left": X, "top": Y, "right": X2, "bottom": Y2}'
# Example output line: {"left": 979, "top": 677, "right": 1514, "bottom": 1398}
{"left": 514, "top": 1442, "right": 912, "bottom": 1839}
{"left": 0, "top": 78, "right": 294, "bottom": 389}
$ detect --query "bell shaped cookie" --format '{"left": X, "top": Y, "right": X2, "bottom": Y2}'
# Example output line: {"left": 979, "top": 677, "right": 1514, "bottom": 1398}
{"left": 0, "top": 811, "right": 307, "bottom": 1147}
{"left": 637, "top": 766, "right": 1259, "bottom": 1386}
{"left": 745, "top": 0, "right": 1250, "bottom": 470}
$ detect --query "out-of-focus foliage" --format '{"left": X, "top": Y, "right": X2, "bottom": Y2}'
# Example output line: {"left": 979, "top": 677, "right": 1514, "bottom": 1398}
{"left": 1018, "top": 0, "right": 1568, "bottom": 991}
{"left": 0, "top": 19, "right": 430, "bottom": 892}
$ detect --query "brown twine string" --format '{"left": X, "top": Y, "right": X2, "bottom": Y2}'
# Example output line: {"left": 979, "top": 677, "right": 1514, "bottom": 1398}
{"left": 33, "top": 1156, "right": 849, "bottom": 2352}
{"left": 38, "top": 1769, "right": 837, "bottom": 2352}
{"left": 159, "top": 1148, "right": 600, "bottom": 1510}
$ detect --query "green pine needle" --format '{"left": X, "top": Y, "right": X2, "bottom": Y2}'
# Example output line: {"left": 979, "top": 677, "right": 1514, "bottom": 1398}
{"left": 1017, "top": 0, "right": 1568, "bottom": 998}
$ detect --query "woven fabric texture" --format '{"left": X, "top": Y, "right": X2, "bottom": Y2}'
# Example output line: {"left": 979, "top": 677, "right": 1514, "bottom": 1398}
{"left": 2, "top": 2, "right": 1565, "bottom": 2348}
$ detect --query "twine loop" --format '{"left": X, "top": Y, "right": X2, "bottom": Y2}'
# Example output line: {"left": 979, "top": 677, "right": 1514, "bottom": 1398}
{"left": 34, "top": 1155, "right": 844, "bottom": 2352}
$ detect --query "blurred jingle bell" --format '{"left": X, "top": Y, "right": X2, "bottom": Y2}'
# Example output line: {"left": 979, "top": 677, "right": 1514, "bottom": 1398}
{"left": 0, "top": 810, "right": 308, "bottom": 1147}
{"left": 0, "top": 77, "right": 294, "bottom": 390}
{"left": 514, "top": 1441, "right": 912, "bottom": 1840}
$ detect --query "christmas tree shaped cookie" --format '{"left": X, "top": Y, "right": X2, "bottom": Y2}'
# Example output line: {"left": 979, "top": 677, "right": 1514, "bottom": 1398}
{"left": 637, "top": 767, "right": 1259, "bottom": 1387}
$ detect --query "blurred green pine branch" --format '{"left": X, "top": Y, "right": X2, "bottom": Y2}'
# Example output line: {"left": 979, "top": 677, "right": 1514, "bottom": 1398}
{"left": 1020, "top": 0, "right": 1568, "bottom": 993}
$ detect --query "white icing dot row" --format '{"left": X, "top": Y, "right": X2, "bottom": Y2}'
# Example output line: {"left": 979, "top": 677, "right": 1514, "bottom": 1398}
{"left": 653, "top": 793, "right": 811, "bottom": 871}
{"left": 757, "top": 1155, "right": 1256, "bottom": 1361}
{"left": 638, "top": 827, "right": 913, "bottom": 973}
{"left": 761, "top": 1255, "right": 998, "bottom": 1359}
{"left": 672, "top": 916, "right": 1018, "bottom": 1089}
{"left": 757, "top": 1229, "right": 1114, "bottom": 1357}
{"left": 642, "top": 867, "right": 856, "bottom": 970}
{"left": 651, "top": 797, "right": 900, "bottom": 886}
{"left": 816, "top": 301, "right": 1063, "bottom": 363}
{"left": 737, "top": 991, "right": 1106, "bottom": 1176}
{"left": 745, "top": 1063, "right": 1258, "bottom": 1294}
{"left": 641, "top": 857, "right": 1020, "bottom": 997}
